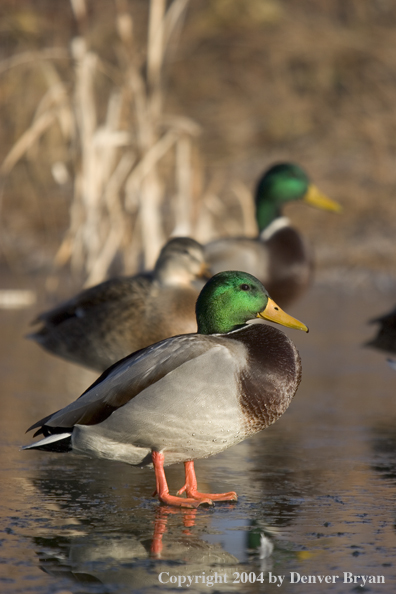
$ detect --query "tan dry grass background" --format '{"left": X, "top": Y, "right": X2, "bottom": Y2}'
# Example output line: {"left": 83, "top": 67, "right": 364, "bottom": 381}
{"left": 1, "top": 0, "right": 396, "bottom": 293}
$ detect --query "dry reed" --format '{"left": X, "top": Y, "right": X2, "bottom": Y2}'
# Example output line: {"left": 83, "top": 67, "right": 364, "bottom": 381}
{"left": 0, "top": 0, "right": 208, "bottom": 286}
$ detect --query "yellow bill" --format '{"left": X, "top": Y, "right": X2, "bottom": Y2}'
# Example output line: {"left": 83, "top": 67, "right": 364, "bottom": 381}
{"left": 258, "top": 297, "right": 309, "bottom": 332}
{"left": 199, "top": 263, "right": 212, "bottom": 280}
{"left": 303, "top": 184, "right": 342, "bottom": 213}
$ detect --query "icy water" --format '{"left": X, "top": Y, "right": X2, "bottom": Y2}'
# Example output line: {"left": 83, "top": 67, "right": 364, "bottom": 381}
{"left": 1, "top": 278, "right": 396, "bottom": 594}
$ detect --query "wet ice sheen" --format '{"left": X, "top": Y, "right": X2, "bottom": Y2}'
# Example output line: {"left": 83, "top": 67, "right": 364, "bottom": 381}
{"left": 1, "top": 285, "right": 396, "bottom": 593}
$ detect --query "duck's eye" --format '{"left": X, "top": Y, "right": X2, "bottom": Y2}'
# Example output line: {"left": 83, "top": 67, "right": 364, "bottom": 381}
{"left": 240, "top": 284, "right": 250, "bottom": 291}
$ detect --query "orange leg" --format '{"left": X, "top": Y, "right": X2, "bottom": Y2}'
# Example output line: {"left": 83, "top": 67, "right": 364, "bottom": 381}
{"left": 177, "top": 460, "right": 238, "bottom": 502}
{"left": 152, "top": 452, "right": 213, "bottom": 508}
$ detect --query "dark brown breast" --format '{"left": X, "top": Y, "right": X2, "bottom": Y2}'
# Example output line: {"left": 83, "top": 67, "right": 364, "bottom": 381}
{"left": 229, "top": 323, "right": 302, "bottom": 435}
{"left": 264, "top": 226, "right": 313, "bottom": 307}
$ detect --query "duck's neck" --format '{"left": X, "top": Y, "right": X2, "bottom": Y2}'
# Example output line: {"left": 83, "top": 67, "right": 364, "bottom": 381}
{"left": 155, "top": 262, "right": 192, "bottom": 287}
{"left": 197, "top": 311, "right": 244, "bottom": 335}
{"left": 259, "top": 216, "right": 290, "bottom": 241}
{"left": 255, "top": 199, "right": 281, "bottom": 232}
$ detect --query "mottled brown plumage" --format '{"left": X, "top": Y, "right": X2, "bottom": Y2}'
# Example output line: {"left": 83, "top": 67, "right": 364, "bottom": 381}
{"left": 29, "top": 237, "right": 209, "bottom": 372}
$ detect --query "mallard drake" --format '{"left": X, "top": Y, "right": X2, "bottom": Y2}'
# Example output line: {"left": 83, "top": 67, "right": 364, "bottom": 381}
{"left": 205, "top": 163, "right": 341, "bottom": 307}
{"left": 365, "top": 306, "right": 396, "bottom": 354}
{"left": 24, "top": 271, "right": 308, "bottom": 508}
{"left": 29, "top": 237, "right": 210, "bottom": 372}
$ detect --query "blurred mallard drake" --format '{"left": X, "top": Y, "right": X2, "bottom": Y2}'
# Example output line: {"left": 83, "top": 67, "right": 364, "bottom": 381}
{"left": 29, "top": 237, "right": 210, "bottom": 372}
{"left": 205, "top": 163, "right": 341, "bottom": 307}
{"left": 24, "top": 271, "right": 308, "bottom": 508}
{"left": 365, "top": 305, "right": 396, "bottom": 354}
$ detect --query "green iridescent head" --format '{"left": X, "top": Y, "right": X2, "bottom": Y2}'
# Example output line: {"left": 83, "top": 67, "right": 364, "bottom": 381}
{"left": 255, "top": 163, "right": 341, "bottom": 231}
{"left": 196, "top": 271, "right": 308, "bottom": 335}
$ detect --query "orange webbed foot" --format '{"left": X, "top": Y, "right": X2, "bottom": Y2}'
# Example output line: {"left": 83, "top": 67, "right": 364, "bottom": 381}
{"left": 177, "top": 461, "right": 238, "bottom": 502}
{"left": 177, "top": 484, "right": 237, "bottom": 502}
{"left": 158, "top": 492, "right": 213, "bottom": 508}
{"left": 152, "top": 451, "right": 214, "bottom": 508}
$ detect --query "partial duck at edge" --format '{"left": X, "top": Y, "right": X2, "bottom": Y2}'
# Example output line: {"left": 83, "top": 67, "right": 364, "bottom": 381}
{"left": 365, "top": 305, "right": 396, "bottom": 355}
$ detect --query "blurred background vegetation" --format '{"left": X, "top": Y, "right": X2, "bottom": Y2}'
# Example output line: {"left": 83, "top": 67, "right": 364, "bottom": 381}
{"left": 1, "top": 0, "right": 396, "bottom": 296}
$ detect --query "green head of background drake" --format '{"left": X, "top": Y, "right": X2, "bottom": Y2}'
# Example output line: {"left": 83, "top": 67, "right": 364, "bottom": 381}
{"left": 255, "top": 163, "right": 342, "bottom": 232}
{"left": 196, "top": 271, "right": 308, "bottom": 335}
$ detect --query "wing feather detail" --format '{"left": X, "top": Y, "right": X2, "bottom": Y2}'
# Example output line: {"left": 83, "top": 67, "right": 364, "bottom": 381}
{"left": 28, "top": 334, "right": 221, "bottom": 434}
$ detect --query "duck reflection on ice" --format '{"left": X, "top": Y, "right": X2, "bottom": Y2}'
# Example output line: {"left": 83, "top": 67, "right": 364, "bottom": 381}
{"left": 32, "top": 507, "right": 280, "bottom": 592}
{"left": 27, "top": 456, "right": 282, "bottom": 591}
{"left": 32, "top": 508, "right": 241, "bottom": 592}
